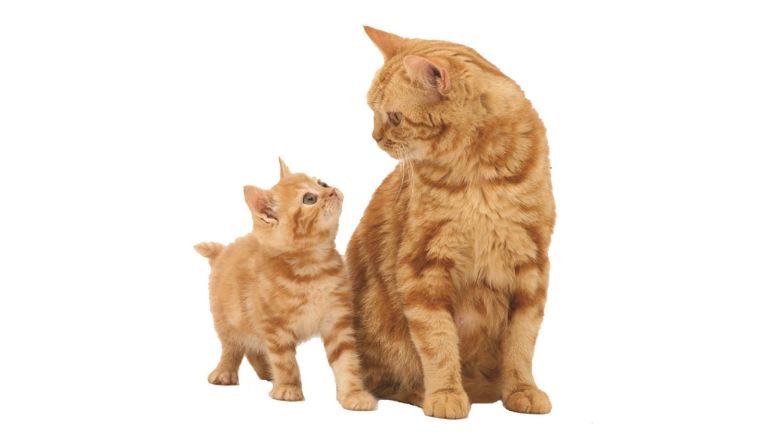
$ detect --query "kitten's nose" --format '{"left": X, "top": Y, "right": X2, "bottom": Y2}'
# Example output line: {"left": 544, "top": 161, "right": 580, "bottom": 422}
{"left": 329, "top": 188, "right": 344, "bottom": 201}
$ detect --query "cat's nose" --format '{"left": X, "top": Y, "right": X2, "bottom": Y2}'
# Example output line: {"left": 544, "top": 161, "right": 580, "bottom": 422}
{"left": 372, "top": 126, "right": 385, "bottom": 142}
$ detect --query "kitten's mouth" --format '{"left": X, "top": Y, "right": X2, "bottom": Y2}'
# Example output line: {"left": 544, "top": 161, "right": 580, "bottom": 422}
{"left": 323, "top": 193, "right": 343, "bottom": 216}
{"left": 332, "top": 189, "right": 344, "bottom": 202}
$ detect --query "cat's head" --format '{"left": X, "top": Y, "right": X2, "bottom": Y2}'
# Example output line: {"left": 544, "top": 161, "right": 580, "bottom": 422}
{"left": 363, "top": 26, "right": 515, "bottom": 161}
{"left": 244, "top": 159, "right": 343, "bottom": 250}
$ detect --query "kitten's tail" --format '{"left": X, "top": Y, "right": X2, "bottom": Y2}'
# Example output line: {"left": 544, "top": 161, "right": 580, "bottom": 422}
{"left": 194, "top": 242, "right": 225, "bottom": 267}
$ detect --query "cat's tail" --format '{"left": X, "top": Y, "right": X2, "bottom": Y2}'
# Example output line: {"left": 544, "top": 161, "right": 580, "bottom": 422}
{"left": 194, "top": 242, "right": 225, "bottom": 267}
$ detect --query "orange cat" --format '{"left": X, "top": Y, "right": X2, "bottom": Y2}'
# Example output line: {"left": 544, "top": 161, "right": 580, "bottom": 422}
{"left": 347, "top": 27, "right": 556, "bottom": 418}
{"left": 195, "top": 159, "right": 376, "bottom": 411}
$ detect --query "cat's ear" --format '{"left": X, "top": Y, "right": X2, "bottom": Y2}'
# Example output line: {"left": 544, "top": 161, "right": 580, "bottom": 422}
{"left": 403, "top": 55, "right": 451, "bottom": 94}
{"left": 278, "top": 157, "right": 292, "bottom": 180}
{"left": 244, "top": 185, "right": 278, "bottom": 225}
{"left": 364, "top": 26, "right": 406, "bottom": 61}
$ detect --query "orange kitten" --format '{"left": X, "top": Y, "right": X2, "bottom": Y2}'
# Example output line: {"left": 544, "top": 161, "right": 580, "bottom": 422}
{"left": 347, "top": 27, "right": 556, "bottom": 419}
{"left": 195, "top": 159, "right": 376, "bottom": 411}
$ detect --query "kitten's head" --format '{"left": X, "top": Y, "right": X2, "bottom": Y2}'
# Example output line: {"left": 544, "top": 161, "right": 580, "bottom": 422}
{"left": 244, "top": 159, "right": 343, "bottom": 250}
{"left": 363, "top": 26, "right": 516, "bottom": 161}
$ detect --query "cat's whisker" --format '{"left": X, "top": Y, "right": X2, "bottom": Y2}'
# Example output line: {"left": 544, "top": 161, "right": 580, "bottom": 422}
{"left": 409, "top": 160, "right": 416, "bottom": 198}
{"left": 404, "top": 150, "right": 416, "bottom": 198}
{"left": 396, "top": 145, "right": 407, "bottom": 200}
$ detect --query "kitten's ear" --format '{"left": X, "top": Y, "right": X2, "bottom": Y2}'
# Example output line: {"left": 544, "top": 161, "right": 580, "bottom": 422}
{"left": 403, "top": 55, "right": 451, "bottom": 94}
{"left": 364, "top": 26, "right": 406, "bottom": 61}
{"left": 278, "top": 157, "right": 292, "bottom": 180}
{"left": 244, "top": 186, "right": 278, "bottom": 225}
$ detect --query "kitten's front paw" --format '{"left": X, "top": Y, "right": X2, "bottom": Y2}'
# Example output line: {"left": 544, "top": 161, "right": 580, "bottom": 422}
{"left": 338, "top": 389, "right": 377, "bottom": 411}
{"left": 422, "top": 390, "right": 470, "bottom": 419}
{"left": 503, "top": 388, "right": 551, "bottom": 414}
{"left": 269, "top": 384, "right": 304, "bottom": 401}
{"left": 208, "top": 368, "right": 239, "bottom": 385}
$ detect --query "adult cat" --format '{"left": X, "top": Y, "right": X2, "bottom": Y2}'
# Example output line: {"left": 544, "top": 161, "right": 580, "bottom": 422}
{"left": 347, "top": 27, "right": 555, "bottom": 419}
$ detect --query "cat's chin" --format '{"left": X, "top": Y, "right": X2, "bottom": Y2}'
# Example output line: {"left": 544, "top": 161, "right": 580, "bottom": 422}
{"left": 378, "top": 141, "right": 412, "bottom": 159}
{"left": 386, "top": 149, "right": 419, "bottom": 162}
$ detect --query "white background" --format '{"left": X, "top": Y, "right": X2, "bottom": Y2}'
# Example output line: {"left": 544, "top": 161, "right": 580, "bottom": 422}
{"left": 1, "top": 1, "right": 767, "bottom": 433}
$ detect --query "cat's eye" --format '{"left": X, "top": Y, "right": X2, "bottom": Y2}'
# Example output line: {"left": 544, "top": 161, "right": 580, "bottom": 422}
{"left": 302, "top": 193, "right": 318, "bottom": 205}
{"left": 387, "top": 111, "right": 402, "bottom": 126}
{"left": 318, "top": 180, "right": 329, "bottom": 188}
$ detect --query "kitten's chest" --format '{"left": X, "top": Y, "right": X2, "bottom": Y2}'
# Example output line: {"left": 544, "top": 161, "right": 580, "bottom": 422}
{"left": 289, "top": 276, "right": 342, "bottom": 340}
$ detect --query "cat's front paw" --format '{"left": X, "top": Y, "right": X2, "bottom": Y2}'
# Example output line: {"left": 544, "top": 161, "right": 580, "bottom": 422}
{"left": 269, "top": 384, "right": 304, "bottom": 401}
{"left": 422, "top": 389, "right": 470, "bottom": 419}
{"left": 502, "top": 388, "right": 551, "bottom": 414}
{"left": 208, "top": 368, "right": 239, "bottom": 385}
{"left": 338, "top": 389, "right": 377, "bottom": 411}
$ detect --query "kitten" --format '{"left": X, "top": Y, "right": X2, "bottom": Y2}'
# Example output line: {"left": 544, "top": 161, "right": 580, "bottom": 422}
{"left": 195, "top": 159, "right": 376, "bottom": 411}
{"left": 347, "top": 27, "right": 556, "bottom": 419}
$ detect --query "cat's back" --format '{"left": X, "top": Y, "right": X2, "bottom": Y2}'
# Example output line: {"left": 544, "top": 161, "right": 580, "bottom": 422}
{"left": 347, "top": 164, "right": 409, "bottom": 286}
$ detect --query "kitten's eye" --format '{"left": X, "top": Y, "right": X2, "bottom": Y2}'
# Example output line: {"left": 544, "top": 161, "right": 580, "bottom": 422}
{"left": 318, "top": 180, "right": 329, "bottom": 188}
{"left": 302, "top": 193, "right": 318, "bottom": 205}
{"left": 387, "top": 112, "right": 402, "bottom": 126}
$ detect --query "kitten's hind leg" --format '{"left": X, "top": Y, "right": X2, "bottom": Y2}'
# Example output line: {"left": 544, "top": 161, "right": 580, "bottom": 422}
{"left": 208, "top": 342, "right": 244, "bottom": 385}
{"left": 246, "top": 351, "right": 272, "bottom": 381}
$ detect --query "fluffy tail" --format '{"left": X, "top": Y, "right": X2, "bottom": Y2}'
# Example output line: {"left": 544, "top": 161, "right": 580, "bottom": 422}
{"left": 194, "top": 242, "right": 225, "bottom": 267}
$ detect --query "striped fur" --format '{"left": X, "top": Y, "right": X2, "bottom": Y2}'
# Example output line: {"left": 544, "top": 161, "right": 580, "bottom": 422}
{"left": 196, "top": 160, "right": 376, "bottom": 411}
{"left": 347, "top": 27, "right": 556, "bottom": 419}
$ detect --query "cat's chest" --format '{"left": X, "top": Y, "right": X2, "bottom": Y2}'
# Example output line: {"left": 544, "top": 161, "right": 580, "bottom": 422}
{"left": 422, "top": 188, "right": 536, "bottom": 289}
{"left": 465, "top": 221, "right": 537, "bottom": 290}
